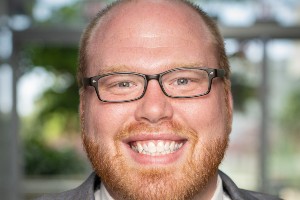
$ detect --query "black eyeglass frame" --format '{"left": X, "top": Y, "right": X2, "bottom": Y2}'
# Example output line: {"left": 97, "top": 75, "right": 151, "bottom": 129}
{"left": 83, "top": 67, "right": 226, "bottom": 103}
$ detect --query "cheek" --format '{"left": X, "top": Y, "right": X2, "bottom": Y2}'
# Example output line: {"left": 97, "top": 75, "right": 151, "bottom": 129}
{"left": 174, "top": 90, "right": 227, "bottom": 139}
{"left": 84, "top": 98, "right": 134, "bottom": 142}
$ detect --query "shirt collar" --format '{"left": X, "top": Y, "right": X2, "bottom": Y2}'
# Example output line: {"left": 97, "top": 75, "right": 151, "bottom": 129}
{"left": 95, "top": 182, "right": 114, "bottom": 200}
{"left": 212, "top": 174, "right": 232, "bottom": 200}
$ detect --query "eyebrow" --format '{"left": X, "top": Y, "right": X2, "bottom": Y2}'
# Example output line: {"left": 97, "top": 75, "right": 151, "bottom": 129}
{"left": 96, "top": 65, "right": 135, "bottom": 75}
{"left": 95, "top": 62, "right": 207, "bottom": 75}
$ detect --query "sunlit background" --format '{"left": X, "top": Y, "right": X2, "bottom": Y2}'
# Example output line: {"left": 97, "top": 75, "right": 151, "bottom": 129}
{"left": 0, "top": 0, "right": 300, "bottom": 199}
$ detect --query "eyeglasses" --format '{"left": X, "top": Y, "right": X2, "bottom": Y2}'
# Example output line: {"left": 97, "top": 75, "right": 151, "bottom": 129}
{"left": 83, "top": 67, "right": 225, "bottom": 103}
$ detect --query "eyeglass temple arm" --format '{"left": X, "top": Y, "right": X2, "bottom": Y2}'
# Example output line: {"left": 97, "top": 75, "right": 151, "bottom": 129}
{"left": 83, "top": 78, "right": 93, "bottom": 87}
{"left": 215, "top": 69, "right": 226, "bottom": 78}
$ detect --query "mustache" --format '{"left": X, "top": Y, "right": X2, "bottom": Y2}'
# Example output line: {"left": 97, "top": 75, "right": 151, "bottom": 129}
{"left": 114, "top": 121, "right": 199, "bottom": 142}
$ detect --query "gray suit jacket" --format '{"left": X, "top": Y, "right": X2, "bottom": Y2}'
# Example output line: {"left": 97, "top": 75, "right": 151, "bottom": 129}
{"left": 36, "top": 171, "right": 281, "bottom": 200}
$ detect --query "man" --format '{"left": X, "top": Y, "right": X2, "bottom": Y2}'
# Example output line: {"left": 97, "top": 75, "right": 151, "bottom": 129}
{"left": 37, "top": 0, "right": 281, "bottom": 199}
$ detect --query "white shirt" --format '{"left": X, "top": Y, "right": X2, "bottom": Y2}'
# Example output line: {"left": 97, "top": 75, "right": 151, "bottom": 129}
{"left": 95, "top": 175, "right": 231, "bottom": 200}
{"left": 211, "top": 175, "right": 232, "bottom": 200}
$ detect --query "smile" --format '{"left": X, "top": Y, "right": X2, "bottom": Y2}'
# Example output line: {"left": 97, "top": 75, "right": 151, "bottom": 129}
{"left": 123, "top": 134, "right": 188, "bottom": 165}
{"left": 130, "top": 140, "right": 184, "bottom": 156}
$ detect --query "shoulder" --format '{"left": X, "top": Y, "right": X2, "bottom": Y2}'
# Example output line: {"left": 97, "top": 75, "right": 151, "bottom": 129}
{"left": 239, "top": 189, "right": 283, "bottom": 200}
{"left": 35, "top": 172, "right": 99, "bottom": 200}
{"left": 219, "top": 171, "right": 282, "bottom": 200}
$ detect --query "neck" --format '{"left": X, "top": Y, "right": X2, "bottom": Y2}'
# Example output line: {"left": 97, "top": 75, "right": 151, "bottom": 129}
{"left": 191, "top": 173, "right": 219, "bottom": 200}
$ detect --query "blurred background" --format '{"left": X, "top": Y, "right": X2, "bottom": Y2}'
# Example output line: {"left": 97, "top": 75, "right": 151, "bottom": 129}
{"left": 0, "top": 0, "right": 299, "bottom": 199}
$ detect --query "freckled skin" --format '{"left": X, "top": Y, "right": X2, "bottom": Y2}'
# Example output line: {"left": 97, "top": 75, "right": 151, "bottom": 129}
{"left": 81, "top": 1, "right": 232, "bottom": 200}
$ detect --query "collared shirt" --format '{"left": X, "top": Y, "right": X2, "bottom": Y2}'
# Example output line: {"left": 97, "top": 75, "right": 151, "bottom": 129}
{"left": 211, "top": 175, "right": 232, "bottom": 200}
{"left": 95, "top": 182, "right": 114, "bottom": 200}
{"left": 95, "top": 175, "right": 231, "bottom": 200}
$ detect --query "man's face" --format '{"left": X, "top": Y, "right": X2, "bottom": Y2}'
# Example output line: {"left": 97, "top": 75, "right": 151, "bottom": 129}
{"left": 81, "top": 1, "right": 232, "bottom": 200}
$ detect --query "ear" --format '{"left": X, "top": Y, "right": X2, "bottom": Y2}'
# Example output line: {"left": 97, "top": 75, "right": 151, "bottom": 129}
{"left": 225, "top": 88, "right": 233, "bottom": 134}
{"left": 228, "top": 89, "right": 233, "bottom": 117}
{"left": 79, "top": 88, "right": 85, "bottom": 123}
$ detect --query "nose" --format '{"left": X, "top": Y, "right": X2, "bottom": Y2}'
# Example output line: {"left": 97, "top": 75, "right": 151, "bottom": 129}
{"left": 134, "top": 80, "right": 173, "bottom": 124}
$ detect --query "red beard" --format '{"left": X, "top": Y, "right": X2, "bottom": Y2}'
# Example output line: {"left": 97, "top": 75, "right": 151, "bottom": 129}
{"left": 83, "top": 120, "right": 229, "bottom": 200}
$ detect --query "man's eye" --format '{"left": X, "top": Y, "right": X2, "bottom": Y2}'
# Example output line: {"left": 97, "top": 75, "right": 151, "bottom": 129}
{"left": 117, "top": 81, "right": 133, "bottom": 88}
{"left": 176, "top": 78, "right": 189, "bottom": 85}
{"left": 170, "top": 78, "right": 192, "bottom": 86}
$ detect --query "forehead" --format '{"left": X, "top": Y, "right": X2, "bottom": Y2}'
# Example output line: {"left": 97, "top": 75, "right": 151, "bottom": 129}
{"left": 89, "top": 1, "right": 213, "bottom": 46}
{"left": 86, "top": 0, "right": 216, "bottom": 74}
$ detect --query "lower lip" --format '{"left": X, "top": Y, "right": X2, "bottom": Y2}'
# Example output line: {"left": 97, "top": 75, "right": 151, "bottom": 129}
{"left": 124, "top": 143, "right": 186, "bottom": 165}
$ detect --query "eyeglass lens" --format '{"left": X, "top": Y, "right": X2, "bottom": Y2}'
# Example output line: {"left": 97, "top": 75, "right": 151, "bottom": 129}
{"left": 96, "top": 69, "right": 210, "bottom": 102}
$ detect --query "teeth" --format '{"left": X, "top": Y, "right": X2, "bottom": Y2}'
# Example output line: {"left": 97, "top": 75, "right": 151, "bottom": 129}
{"left": 157, "top": 141, "right": 164, "bottom": 153}
{"left": 148, "top": 142, "right": 156, "bottom": 153}
{"left": 130, "top": 140, "right": 184, "bottom": 156}
{"left": 137, "top": 143, "right": 143, "bottom": 153}
{"left": 142, "top": 143, "right": 148, "bottom": 152}
{"left": 164, "top": 142, "right": 170, "bottom": 151}
{"left": 170, "top": 141, "right": 175, "bottom": 150}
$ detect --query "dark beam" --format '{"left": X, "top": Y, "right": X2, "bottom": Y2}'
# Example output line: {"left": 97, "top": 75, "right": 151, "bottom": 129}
{"left": 7, "top": 0, "right": 27, "bottom": 16}
{"left": 0, "top": 0, "right": 8, "bottom": 15}
{"left": 13, "top": 23, "right": 300, "bottom": 46}
{"left": 221, "top": 23, "right": 300, "bottom": 39}
{"left": 259, "top": 39, "right": 270, "bottom": 193}
{"left": 13, "top": 26, "right": 83, "bottom": 46}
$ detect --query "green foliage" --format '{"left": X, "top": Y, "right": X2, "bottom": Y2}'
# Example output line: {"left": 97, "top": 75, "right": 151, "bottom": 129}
{"left": 33, "top": 1, "right": 85, "bottom": 26}
{"left": 21, "top": 45, "right": 84, "bottom": 175}
{"left": 25, "top": 45, "right": 79, "bottom": 134}
{"left": 280, "top": 87, "right": 300, "bottom": 138}
{"left": 24, "top": 137, "right": 86, "bottom": 175}
{"left": 26, "top": 45, "right": 78, "bottom": 74}
{"left": 231, "top": 73, "right": 256, "bottom": 112}
{"left": 36, "top": 81, "right": 80, "bottom": 131}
